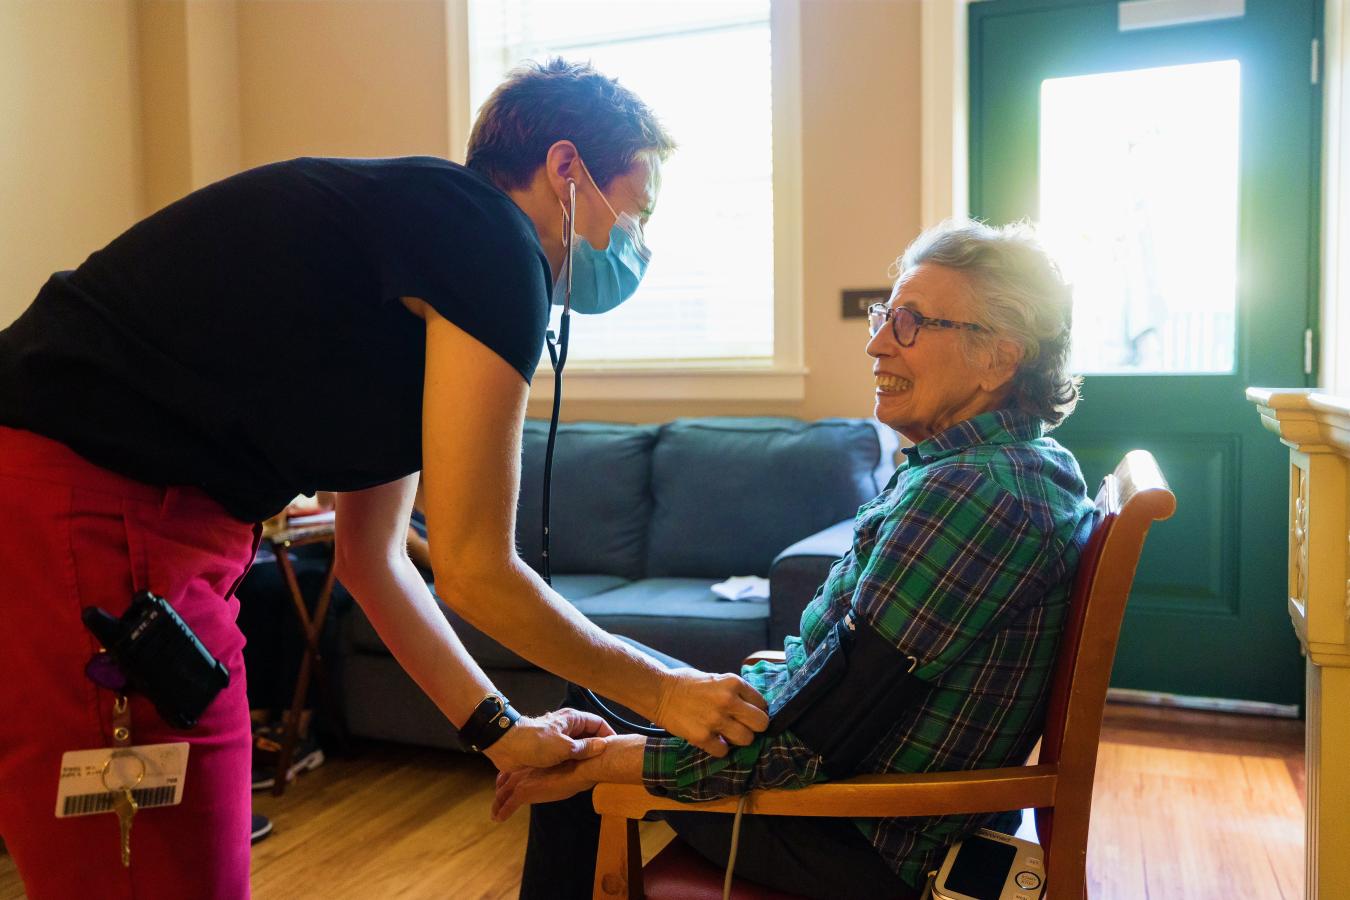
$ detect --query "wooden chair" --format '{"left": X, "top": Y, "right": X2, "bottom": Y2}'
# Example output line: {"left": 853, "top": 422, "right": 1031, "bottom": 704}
{"left": 591, "top": 450, "right": 1176, "bottom": 899}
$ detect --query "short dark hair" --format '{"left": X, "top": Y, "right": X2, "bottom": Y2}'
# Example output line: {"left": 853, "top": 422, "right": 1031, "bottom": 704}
{"left": 466, "top": 58, "right": 675, "bottom": 191}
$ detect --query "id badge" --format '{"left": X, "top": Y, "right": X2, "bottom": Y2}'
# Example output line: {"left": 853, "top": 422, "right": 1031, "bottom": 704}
{"left": 54, "top": 743, "right": 190, "bottom": 818}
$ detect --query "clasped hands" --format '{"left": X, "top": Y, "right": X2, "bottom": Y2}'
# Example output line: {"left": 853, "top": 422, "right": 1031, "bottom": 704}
{"left": 487, "top": 667, "right": 769, "bottom": 822}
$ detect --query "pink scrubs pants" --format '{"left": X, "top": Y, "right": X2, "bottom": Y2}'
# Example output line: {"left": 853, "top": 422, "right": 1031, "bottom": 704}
{"left": 0, "top": 426, "right": 257, "bottom": 899}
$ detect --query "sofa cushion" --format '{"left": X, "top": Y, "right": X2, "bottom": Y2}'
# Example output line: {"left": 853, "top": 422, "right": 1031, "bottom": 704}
{"left": 768, "top": 518, "right": 855, "bottom": 646}
{"left": 573, "top": 578, "right": 770, "bottom": 674}
{"left": 516, "top": 420, "right": 658, "bottom": 580}
{"left": 343, "top": 653, "right": 567, "bottom": 749}
{"left": 646, "top": 418, "right": 896, "bottom": 577}
{"left": 347, "top": 574, "right": 631, "bottom": 669}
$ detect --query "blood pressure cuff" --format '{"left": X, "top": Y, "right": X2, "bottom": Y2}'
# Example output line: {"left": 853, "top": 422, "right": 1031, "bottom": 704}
{"left": 764, "top": 614, "right": 929, "bottom": 777}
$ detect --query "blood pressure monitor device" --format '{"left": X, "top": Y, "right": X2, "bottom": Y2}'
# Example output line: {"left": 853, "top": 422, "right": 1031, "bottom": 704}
{"left": 931, "top": 828, "right": 1045, "bottom": 900}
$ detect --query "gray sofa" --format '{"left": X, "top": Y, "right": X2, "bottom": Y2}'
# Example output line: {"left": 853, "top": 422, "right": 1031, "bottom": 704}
{"left": 339, "top": 416, "right": 898, "bottom": 750}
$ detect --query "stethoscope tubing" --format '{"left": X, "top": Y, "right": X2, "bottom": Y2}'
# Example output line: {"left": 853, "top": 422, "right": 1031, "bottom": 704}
{"left": 541, "top": 177, "right": 666, "bottom": 738}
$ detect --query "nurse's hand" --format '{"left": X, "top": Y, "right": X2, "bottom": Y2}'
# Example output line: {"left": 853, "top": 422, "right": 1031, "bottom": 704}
{"left": 483, "top": 707, "right": 615, "bottom": 772}
{"left": 654, "top": 668, "right": 770, "bottom": 758}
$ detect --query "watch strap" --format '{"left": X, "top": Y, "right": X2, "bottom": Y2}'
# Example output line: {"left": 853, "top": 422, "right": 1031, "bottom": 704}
{"left": 460, "top": 692, "right": 521, "bottom": 753}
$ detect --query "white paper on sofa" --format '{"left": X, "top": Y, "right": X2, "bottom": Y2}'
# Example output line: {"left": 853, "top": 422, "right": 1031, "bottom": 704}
{"left": 711, "top": 576, "right": 770, "bottom": 602}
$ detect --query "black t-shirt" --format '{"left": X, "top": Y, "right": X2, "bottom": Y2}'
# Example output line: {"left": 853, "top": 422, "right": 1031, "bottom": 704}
{"left": 0, "top": 157, "right": 551, "bottom": 522}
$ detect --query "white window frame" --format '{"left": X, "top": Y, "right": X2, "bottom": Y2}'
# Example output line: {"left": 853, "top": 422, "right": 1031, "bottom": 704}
{"left": 444, "top": 0, "right": 805, "bottom": 401}
{"left": 1321, "top": 0, "right": 1350, "bottom": 393}
{"left": 920, "top": 0, "right": 971, "bottom": 227}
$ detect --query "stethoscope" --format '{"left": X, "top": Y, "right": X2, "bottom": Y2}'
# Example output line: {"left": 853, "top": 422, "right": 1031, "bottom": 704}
{"left": 541, "top": 178, "right": 666, "bottom": 738}
{"left": 543, "top": 189, "right": 746, "bottom": 894}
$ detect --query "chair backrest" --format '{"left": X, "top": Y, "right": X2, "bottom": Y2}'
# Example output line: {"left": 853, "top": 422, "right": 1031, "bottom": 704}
{"left": 1032, "top": 450, "right": 1176, "bottom": 880}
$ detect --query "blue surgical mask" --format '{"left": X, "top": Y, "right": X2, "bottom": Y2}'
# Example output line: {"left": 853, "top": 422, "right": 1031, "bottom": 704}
{"left": 552, "top": 160, "right": 653, "bottom": 315}
{"left": 553, "top": 211, "right": 651, "bottom": 314}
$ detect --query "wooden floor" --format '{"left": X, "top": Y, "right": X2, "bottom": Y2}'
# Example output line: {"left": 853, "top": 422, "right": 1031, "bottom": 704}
{"left": 1083, "top": 704, "right": 1304, "bottom": 900}
{"left": 0, "top": 703, "right": 1305, "bottom": 899}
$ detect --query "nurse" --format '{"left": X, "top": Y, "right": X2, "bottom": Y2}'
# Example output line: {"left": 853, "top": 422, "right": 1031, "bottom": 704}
{"left": 0, "top": 58, "right": 769, "bottom": 898}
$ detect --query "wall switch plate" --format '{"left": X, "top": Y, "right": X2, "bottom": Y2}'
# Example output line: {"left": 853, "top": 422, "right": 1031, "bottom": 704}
{"left": 841, "top": 288, "right": 891, "bottom": 319}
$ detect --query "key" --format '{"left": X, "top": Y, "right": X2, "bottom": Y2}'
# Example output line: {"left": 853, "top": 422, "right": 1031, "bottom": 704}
{"left": 112, "top": 787, "right": 137, "bottom": 868}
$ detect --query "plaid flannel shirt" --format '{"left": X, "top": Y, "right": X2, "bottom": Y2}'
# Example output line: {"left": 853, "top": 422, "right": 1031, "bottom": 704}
{"left": 642, "top": 408, "right": 1095, "bottom": 888}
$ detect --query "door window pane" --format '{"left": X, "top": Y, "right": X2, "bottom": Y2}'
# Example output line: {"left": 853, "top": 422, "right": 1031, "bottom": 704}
{"left": 1039, "top": 59, "right": 1240, "bottom": 374}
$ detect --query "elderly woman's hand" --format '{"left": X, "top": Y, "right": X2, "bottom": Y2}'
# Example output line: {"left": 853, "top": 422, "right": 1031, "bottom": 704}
{"left": 482, "top": 707, "right": 615, "bottom": 773}
{"left": 491, "top": 760, "right": 598, "bottom": 822}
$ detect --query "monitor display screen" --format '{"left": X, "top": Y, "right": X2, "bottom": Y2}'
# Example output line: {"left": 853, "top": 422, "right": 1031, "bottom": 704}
{"left": 945, "top": 835, "right": 1017, "bottom": 898}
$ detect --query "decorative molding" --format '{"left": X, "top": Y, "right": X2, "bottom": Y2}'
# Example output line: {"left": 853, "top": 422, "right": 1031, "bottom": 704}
{"left": 1288, "top": 595, "right": 1309, "bottom": 654}
{"left": 1247, "top": 387, "right": 1348, "bottom": 452}
{"left": 1295, "top": 467, "right": 1310, "bottom": 605}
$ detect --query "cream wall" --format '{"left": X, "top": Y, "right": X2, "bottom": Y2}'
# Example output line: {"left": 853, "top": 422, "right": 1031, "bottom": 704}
{"left": 5, "top": 0, "right": 921, "bottom": 424}
{"left": 136, "top": 0, "right": 194, "bottom": 211}
{"left": 136, "top": 0, "right": 243, "bottom": 212}
{"left": 1, "top": 0, "right": 144, "bottom": 328}
{"left": 237, "top": 0, "right": 449, "bottom": 167}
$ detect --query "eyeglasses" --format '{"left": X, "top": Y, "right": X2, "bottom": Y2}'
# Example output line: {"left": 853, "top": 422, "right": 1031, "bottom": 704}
{"left": 867, "top": 303, "right": 988, "bottom": 347}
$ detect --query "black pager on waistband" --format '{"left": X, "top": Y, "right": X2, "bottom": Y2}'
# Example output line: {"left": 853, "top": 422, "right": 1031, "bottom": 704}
{"left": 82, "top": 590, "right": 230, "bottom": 730}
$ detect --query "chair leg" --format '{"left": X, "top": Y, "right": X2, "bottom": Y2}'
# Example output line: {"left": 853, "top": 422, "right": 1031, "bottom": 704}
{"left": 1044, "top": 849, "right": 1087, "bottom": 900}
{"left": 593, "top": 815, "right": 644, "bottom": 900}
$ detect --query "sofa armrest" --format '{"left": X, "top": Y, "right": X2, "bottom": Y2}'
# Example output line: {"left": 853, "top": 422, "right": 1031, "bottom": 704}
{"left": 767, "top": 518, "right": 853, "bottom": 646}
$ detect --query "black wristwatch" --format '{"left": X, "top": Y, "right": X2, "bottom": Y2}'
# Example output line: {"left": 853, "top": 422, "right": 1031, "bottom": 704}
{"left": 459, "top": 692, "right": 521, "bottom": 753}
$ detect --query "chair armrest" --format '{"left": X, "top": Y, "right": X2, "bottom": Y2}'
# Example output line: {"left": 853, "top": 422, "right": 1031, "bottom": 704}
{"left": 767, "top": 519, "right": 854, "bottom": 646}
{"left": 592, "top": 764, "right": 1059, "bottom": 820}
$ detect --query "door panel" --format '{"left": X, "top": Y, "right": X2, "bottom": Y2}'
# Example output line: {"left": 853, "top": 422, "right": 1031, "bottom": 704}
{"left": 970, "top": 0, "right": 1319, "bottom": 704}
{"left": 1071, "top": 436, "right": 1240, "bottom": 616}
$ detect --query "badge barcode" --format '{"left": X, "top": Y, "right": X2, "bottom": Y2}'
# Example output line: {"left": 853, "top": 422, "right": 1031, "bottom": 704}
{"left": 62, "top": 785, "right": 175, "bottom": 816}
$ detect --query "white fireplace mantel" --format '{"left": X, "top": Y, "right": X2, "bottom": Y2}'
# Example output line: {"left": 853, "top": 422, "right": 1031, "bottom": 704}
{"left": 1248, "top": 387, "right": 1350, "bottom": 899}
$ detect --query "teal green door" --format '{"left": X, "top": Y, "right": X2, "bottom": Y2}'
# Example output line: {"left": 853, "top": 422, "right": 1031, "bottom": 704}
{"left": 970, "top": 0, "right": 1320, "bottom": 705}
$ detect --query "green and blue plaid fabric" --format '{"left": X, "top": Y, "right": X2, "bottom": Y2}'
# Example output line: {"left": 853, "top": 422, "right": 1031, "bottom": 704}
{"left": 642, "top": 408, "right": 1095, "bottom": 887}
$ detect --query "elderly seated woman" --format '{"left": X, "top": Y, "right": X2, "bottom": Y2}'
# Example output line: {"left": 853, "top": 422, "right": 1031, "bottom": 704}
{"left": 493, "top": 220, "right": 1096, "bottom": 900}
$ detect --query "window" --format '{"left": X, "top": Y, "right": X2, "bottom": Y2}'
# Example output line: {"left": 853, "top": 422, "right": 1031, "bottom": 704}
{"left": 448, "top": 0, "right": 804, "bottom": 399}
{"left": 1039, "top": 60, "right": 1241, "bottom": 374}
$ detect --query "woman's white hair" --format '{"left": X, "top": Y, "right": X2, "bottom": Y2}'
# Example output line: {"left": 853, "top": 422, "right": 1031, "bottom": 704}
{"left": 895, "top": 219, "right": 1081, "bottom": 428}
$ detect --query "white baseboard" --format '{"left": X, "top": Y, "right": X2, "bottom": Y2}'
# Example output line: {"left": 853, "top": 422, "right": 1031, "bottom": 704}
{"left": 1107, "top": 687, "right": 1301, "bottom": 719}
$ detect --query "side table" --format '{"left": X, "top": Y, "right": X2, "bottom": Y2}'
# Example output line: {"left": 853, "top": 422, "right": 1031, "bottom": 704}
{"left": 261, "top": 519, "right": 344, "bottom": 797}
